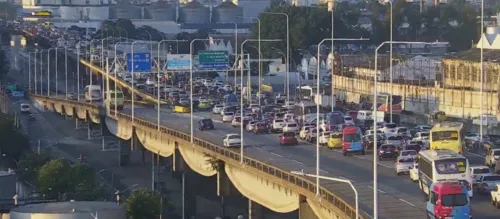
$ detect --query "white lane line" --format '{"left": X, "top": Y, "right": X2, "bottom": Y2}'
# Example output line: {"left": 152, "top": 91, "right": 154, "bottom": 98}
{"left": 366, "top": 186, "right": 386, "bottom": 193}
{"left": 399, "top": 198, "right": 416, "bottom": 207}
{"left": 251, "top": 146, "right": 264, "bottom": 151}
{"left": 291, "top": 159, "right": 304, "bottom": 164}
{"left": 320, "top": 169, "right": 328, "bottom": 173}
{"left": 354, "top": 155, "right": 393, "bottom": 169}
{"left": 270, "top": 152, "right": 284, "bottom": 158}
{"left": 466, "top": 152, "right": 485, "bottom": 158}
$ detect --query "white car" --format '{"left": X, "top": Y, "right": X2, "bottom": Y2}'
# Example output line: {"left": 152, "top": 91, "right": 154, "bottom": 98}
{"left": 271, "top": 119, "right": 286, "bottom": 132}
{"left": 399, "top": 150, "right": 417, "bottom": 159}
{"left": 222, "top": 112, "right": 234, "bottom": 123}
{"left": 395, "top": 156, "right": 415, "bottom": 175}
{"left": 300, "top": 126, "right": 314, "bottom": 139}
{"left": 20, "top": 104, "right": 31, "bottom": 113}
{"left": 413, "top": 131, "right": 429, "bottom": 141}
{"left": 179, "top": 98, "right": 189, "bottom": 105}
{"left": 212, "top": 104, "right": 223, "bottom": 114}
{"left": 490, "top": 182, "right": 500, "bottom": 208}
{"left": 223, "top": 134, "right": 241, "bottom": 147}
{"left": 246, "top": 121, "right": 258, "bottom": 132}
{"left": 123, "top": 74, "right": 133, "bottom": 83}
{"left": 283, "top": 122, "right": 299, "bottom": 133}
{"left": 395, "top": 127, "right": 411, "bottom": 137}
{"left": 306, "top": 128, "right": 320, "bottom": 142}
{"left": 379, "top": 123, "right": 397, "bottom": 134}
{"left": 409, "top": 163, "right": 419, "bottom": 182}
{"left": 344, "top": 116, "right": 355, "bottom": 125}
{"left": 318, "top": 131, "right": 332, "bottom": 145}
{"left": 145, "top": 77, "right": 156, "bottom": 85}
{"left": 471, "top": 166, "right": 492, "bottom": 188}
{"left": 231, "top": 116, "right": 242, "bottom": 127}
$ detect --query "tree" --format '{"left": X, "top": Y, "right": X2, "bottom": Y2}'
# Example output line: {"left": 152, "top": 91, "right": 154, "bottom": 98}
{"left": 116, "top": 18, "right": 137, "bottom": 39}
{"left": 136, "top": 25, "right": 164, "bottom": 41}
{"left": 0, "top": 48, "right": 10, "bottom": 79}
{"left": 37, "top": 159, "right": 72, "bottom": 199}
{"left": 125, "top": 188, "right": 162, "bottom": 219}
{"left": 0, "top": 114, "right": 29, "bottom": 162}
{"left": 17, "top": 152, "right": 51, "bottom": 182}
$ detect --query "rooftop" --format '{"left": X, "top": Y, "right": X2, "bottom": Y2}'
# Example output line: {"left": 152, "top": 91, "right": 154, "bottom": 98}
{"left": 444, "top": 49, "right": 500, "bottom": 63}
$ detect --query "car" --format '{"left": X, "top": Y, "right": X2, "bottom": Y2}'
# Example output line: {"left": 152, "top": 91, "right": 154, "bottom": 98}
{"left": 485, "top": 148, "right": 500, "bottom": 167}
{"left": 395, "top": 127, "right": 411, "bottom": 137}
{"left": 378, "top": 144, "right": 398, "bottom": 161}
{"left": 66, "top": 92, "right": 78, "bottom": 100}
{"left": 395, "top": 156, "right": 415, "bottom": 175}
{"left": 402, "top": 144, "right": 422, "bottom": 153}
{"left": 222, "top": 112, "right": 234, "bottom": 123}
{"left": 490, "top": 182, "right": 500, "bottom": 208}
{"left": 299, "top": 126, "right": 314, "bottom": 140}
{"left": 327, "top": 132, "right": 343, "bottom": 149}
{"left": 246, "top": 121, "right": 258, "bottom": 132}
{"left": 231, "top": 116, "right": 242, "bottom": 127}
{"left": 398, "top": 150, "right": 417, "bottom": 159}
{"left": 344, "top": 116, "right": 355, "bottom": 125}
{"left": 20, "top": 104, "right": 30, "bottom": 113}
{"left": 306, "top": 128, "right": 321, "bottom": 143}
{"left": 28, "top": 113, "right": 36, "bottom": 121}
{"left": 409, "top": 163, "right": 419, "bottom": 182}
{"left": 223, "top": 134, "right": 241, "bottom": 147}
{"left": 471, "top": 165, "right": 492, "bottom": 189}
{"left": 318, "top": 131, "right": 332, "bottom": 146}
{"left": 198, "top": 118, "right": 214, "bottom": 131}
{"left": 271, "top": 119, "right": 286, "bottom": 133}
{"left": 385, "top": 135, "right": 404, "bottom": 148}
{"left": 475, "top": 174, "right": 500, "bottom": 195}
{"left": 363, "top": 134, "right": 384, "bottom": 151}
{"left": 198, "top": 101, "right": 211, "bottom": 110}
{"left": 280, "top": 132, "right": 298, "bottom": 146}
{"left": 282, "top": 122, "right": 299, "bottom": 133}
{"left": 253, "top": 122, "right": 269, "bottom": 135}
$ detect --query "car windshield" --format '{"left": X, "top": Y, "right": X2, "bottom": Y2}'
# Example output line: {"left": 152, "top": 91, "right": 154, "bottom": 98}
{"left": 419, "top": 132, "right": 429, "bottom": 137}
{"left": 381, "top": 145, "right": 395, "bottom": 150}
{"left": 202, "top": 119, "right": 213, "bottom": 124}
{"left": 344, "top": 134, "right": 361, "bottom": 142}
{"left": 345, "top": 117, "right": 352, "bottom": 121}
{"left": 275, "top": 120, "right": 284, "bottom": 123}
{"left": 287, "top": 123, "right": 297, "bottom": 127}
{"left": 401, "top": 151, "right": 417, "bottom": 156}
{"left": 228, "top": 135, "right": 241, "bottom": 139}
{"left": 388, "top": 136, "right": 403, "bottom": 140}
{"left": 441, "top": 194, "right": 468, "bottom": 207}
{"left": 483, "top": 175, "right": 500, "bottom": 182}
{"left": 398, "top": 158, "right": 414, "bottom": 163}
{"left": 331, "top": 133, "right": 342, "bottom": 138}
{"left": 397, "top": 128, "right": 408, "bottom": 133}
{"left": 225, "top": 112, "right": 234, "bottom": 116}
{"left": 386, "top": 123, "right": 397, "bottom": 128}
{"left": 21, "top": 105, "right": 29, "bottom": 108}
{"left": 473, "top": 168, "right": 491, "bottom": 174}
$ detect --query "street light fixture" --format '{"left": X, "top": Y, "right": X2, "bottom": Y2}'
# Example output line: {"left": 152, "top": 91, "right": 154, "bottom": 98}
{"left": 372, "top": 41, "right": 447, "bottom": 219}
{"left": 241, "top": 39, "right": 282, "bottom": 164}
{"left": 290, "top": 170, "right": 358, "bottom": 219}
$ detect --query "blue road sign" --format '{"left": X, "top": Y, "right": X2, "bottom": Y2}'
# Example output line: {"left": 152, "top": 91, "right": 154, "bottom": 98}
{"left": 12, "top": 91, "right": 24, "bottom": 97}
{"left": 126, "top": 53, "right": 152, "bottom": 72}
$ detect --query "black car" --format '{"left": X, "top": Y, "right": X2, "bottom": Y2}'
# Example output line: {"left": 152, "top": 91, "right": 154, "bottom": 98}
{"left": 363, "top": 134, "right": 384, "bottom": 151}
{"left": 198, "top": 118, "right": 214, "bottom": 131}
{"left": 28, "top": 113, "right": 36, "bottom": 121}
{"left": 378, "top": 144, "right": 398, "bottom": 160}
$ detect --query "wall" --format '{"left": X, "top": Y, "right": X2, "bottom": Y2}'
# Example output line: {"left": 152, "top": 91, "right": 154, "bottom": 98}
{"left": 332, "top": 75, "right": 499, "bottom": 118}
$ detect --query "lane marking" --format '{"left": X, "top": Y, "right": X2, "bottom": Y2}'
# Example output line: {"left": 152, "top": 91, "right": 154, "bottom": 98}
{"left": 251, "top": 146, "right": 264, "bottom": 151}
{"left": 291, "top": 159, "right": 304, "bottom": 164}
{"left": 270, "top": 152, "right": 283, "bottom": 158}
{"left": 398, "top": 198, "right": 416, "bottom": 207}
{"left": 366, "top": 186, "right": 386, "bottom": 193}
{"left": 320, "top": 169, "right": 328, "bottom": 173}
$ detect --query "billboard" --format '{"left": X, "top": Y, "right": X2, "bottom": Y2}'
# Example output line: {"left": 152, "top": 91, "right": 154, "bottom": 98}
{"left": 199, "top": 51, "right": 229, "bottom": 70}
{"left": 166, "top": 54, "right": 190, "bottom": 70}
{"left": 126, "top": 53, "right": 152, "bottom": 72}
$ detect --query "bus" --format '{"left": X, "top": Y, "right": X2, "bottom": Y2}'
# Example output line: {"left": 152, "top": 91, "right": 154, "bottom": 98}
{"left": 293, "top": 101, "right": 317, "bottom": 123}
{"left": 84, "top": 85, "right": 102, "bottom": 101}
{"left": 430, "top": 122, "right": 465, "bottom": 154}
{"left": 296, "top": 85, "right": 330, "bottom": 101}
{"left": 417, "top": 150, "right": 472, "bottom": 198}
{"left": 360, "top": 92, "right": 404, "bottom": 113}
{"left": 322, "top": 111, "right": 345, "bottom": 131}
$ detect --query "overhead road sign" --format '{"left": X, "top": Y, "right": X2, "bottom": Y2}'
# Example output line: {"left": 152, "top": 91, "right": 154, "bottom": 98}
{"left": 167, "top": 54, "right": 191, "bottom": 70}
{"left": 126, "top": 53, "right": 152, "bottom": 72}
{"left": 199, "top": 51, "right": 229, "bottom": 70}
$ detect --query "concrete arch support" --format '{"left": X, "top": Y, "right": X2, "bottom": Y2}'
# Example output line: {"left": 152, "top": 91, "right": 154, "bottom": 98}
{"left": 64, "top": 105, "right": 74, "bottom": 117}
{"left": 76, "top": 108, "right": 87, "bottom": 120}
{"left": 105, "top": 117, "right": 133, "bottom": 140}
{"left": 89, "top": 113, "right": 100, "bottom": 124}
{"left": 224, "top": 165, "right": 299, "bottom": 213}
{"left": 46, "top": 102, "right": 54, "bottom": 111}
{"left": 54, "top": 103, "right": 63, "bottom": 114}
{"left": 135, "top": 128, "right": 174, "bottom": 157}
{"left": 306, "top": 198, "right": 341, "bottom": 219}
{"left": 178, "top": 146, "right": 216, "bottom": 177}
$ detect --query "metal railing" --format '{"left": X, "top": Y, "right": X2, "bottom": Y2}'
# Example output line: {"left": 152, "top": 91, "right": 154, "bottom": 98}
{"left": 31, "top": 94, "right": 367, "bottom": 219}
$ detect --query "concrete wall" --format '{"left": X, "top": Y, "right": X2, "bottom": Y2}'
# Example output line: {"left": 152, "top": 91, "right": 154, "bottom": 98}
{"left": 332, "top": 75, "right": 499, "bottom": 118}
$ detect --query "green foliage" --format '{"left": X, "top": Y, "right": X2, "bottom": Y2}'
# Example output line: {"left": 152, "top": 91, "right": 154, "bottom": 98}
{"left": 204, "top": 153, "right": 222, "bottom": 172}
{"left": 136, "top": 25, "right": 164, "bottom": 41}
{"left": 17, "top": 152, "right": 51, "bottom": 182}
{"left": 124, "top": 188, "right": 162, "bottom": 219}
{"left": 174, "top": 30, "right": 210, "bottom": 54}
{"left": 0, "top": 48, "right": 10, "bottom": 78}
{"left": 36, "top": 159, "right": 98, "bottom": 200}
{"left": 0, "top": 113, "right": 29, "bottom": 162}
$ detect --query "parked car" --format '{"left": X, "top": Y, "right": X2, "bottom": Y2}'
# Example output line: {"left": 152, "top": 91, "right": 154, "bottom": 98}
{"left": 280, "top": 132, "right": 298, "bottom": 146}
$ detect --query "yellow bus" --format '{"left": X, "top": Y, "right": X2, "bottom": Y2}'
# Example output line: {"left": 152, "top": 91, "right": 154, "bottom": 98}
{"left": 430, "top": 122, "right": 465, "bottom": 154}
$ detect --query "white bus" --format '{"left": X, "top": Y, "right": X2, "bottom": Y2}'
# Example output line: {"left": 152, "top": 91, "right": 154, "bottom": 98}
{"left": 417, "top": 149, "right": 472, "bottom": 197}
{"left": 84, "top": 85, "right": 102, "bottom": 101}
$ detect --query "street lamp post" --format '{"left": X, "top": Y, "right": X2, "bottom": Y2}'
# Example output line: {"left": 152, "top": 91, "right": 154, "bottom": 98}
{"left": 131, "top": 41, "right": 138, "bottom": 123}
{"left": 241, "top": 39, "right": 282, "bottom": 164}
{"left": 480, "top": 0, "right": 484, "bottom": 139}
{"left": 291, "top": 170, "right": 358, "bottom": 219}
{"left": 239, "top": 16, "right": 261, "bottom": 102}
{"left": 76, "top": 40, "right": 89, "bottom": 101}
{"left": 384, "top": 0, "right": 394, "bottom": 123}
{"left": 157, "top": 39, "right": 188, "bottom": 130}
{"left": 34, "top": 52, "right": 37, "bottom": 94}
{"left": 316, "top": 38, "right": 369, "bottom": 198}
{"left": 373, "top": 41, "right": 447, "bottom": 219}
{"left": 263, "top": 12, "right": 289, "bottom": 103}
{"left": 28, "top": 52, "right": 32, "bottom": 93}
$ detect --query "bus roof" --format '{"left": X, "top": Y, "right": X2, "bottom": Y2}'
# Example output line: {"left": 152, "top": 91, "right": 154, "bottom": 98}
{"left": 432, "top": 122, "right": 463, "bottom": 130}
{"left": 431, "top": 181, "right": 466, "bottom": 194}
{"left": 419, "top": 149, "right": 466, "bottom": 161}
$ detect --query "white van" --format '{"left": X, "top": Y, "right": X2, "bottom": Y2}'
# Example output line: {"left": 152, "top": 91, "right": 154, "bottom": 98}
{"left": 357, "top": 110, "right": 372, "bottom": 120}
{"left": 84, "top": 85, "right": 102, "bottom": 101}
{"left": 105, "top": 90, "right": 125, "bottom": 110}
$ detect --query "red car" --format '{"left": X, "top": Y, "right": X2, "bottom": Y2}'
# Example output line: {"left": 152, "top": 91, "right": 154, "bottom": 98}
{"left": 280, "top": 132, "right": 298, "bottom": 146}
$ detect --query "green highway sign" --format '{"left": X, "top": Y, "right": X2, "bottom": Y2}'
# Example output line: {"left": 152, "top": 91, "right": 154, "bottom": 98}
{"left": 199, "top": 50, "right": 229, "bottom": 70}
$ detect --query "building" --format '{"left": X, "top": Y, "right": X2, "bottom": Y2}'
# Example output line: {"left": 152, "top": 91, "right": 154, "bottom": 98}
{"left": 9, "top": 201, "right": 126, "bottom": 219}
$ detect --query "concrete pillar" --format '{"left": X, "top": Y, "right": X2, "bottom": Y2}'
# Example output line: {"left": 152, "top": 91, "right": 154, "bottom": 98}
{"left": 249, "top": 199, "right": 263, "bottom": 219}
{"left": 184, "top": 170, "right": 198, "bottom": 218}
{"left": 298, "top": 195, "right": 319, "bottom": 219}
{"left": 217, "top": 161, "right": 238, "bottom": 197}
